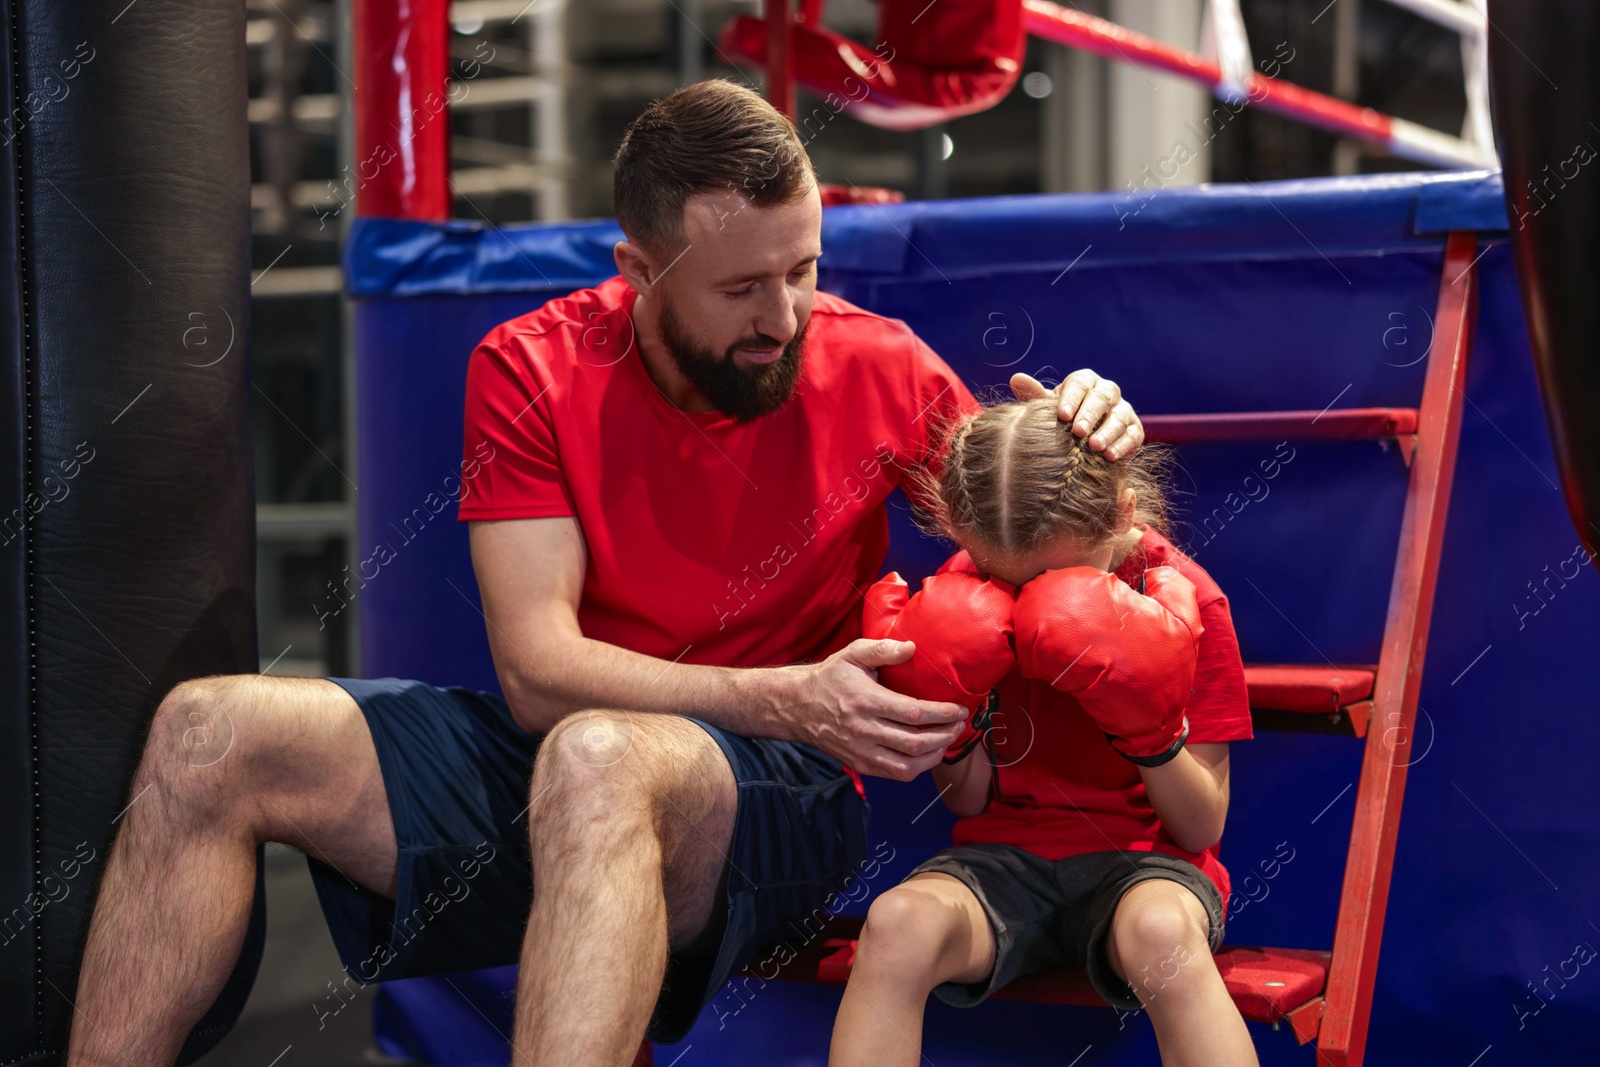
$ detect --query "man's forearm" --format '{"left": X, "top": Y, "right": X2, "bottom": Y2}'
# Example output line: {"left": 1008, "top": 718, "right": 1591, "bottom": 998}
{"left": 500, "top": 629, "right": 808, "bottom": 740}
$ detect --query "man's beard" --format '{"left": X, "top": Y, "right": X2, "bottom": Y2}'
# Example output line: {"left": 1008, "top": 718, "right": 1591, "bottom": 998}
{"left": 657, "top": 293, "right": 807, "bottom": 423}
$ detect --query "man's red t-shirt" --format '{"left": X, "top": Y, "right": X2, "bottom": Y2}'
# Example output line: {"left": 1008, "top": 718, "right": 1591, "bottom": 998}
{"left": 457, "top": 273, "right": 975, "bottom": 704}
{"left": 952, "top": 526, "right": 1254, "bottom": 911}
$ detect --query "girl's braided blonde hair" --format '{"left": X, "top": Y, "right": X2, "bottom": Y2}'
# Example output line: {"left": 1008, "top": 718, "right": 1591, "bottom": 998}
{"left": 914, "top": 396, "right": 1173, "bottom": 559}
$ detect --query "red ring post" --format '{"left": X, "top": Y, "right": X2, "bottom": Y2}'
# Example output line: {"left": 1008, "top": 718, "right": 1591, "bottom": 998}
{"left": 352, "top": 0, "right": 453, "bottom": 219}
{"left": 766, "top": 0, "right": 796, "bottom": 119}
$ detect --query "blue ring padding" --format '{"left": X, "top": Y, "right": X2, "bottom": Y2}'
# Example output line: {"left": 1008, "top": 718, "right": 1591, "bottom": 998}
{"left": 343, "top": 169, "right": 1508, "bottom": 298}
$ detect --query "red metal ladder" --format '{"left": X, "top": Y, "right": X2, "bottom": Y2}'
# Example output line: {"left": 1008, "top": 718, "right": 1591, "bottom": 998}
{"left": 770, "top": 230, "right": 1481, "bottom": 1067}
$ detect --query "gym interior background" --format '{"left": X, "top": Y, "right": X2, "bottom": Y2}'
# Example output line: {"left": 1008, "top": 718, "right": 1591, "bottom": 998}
{"left": 238, "top": 1, "right": 1474, "bottom": 1062}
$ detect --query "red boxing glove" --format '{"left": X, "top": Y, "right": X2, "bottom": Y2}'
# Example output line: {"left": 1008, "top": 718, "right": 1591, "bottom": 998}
{"left": 1013, "top": 565, "right": 1204, "bottom": 766}
{"left": 863, "top": 554, "right": 1018, "bottom": 758}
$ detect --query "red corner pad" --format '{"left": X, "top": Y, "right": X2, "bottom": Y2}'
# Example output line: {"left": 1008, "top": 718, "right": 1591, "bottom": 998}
{"left": 720, "top": 0, "right": 1026, "bottom": 133}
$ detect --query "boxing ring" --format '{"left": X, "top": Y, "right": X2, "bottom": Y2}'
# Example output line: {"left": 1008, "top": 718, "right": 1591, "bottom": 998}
{"left": 343, "top": 169, "right": 1600, "bottom": 1066}
{"left": 0, "top": 1, "right": 1595, "bottom": 1064}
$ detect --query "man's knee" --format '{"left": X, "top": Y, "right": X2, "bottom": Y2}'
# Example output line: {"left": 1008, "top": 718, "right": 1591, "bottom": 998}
{"left": 529, "top": 710, "right": 652, "bottom": 840}
{"left": 537, "top": 709, "right": 638, "bottom": 778}
{"left": 528, "top": 710, "right": 728, "bottom": 851}
{"left": 142, "top": 674, "right": 325, "bottom": 819}
{"left": 137, "top": 676, "right": 253, "bottom": 823}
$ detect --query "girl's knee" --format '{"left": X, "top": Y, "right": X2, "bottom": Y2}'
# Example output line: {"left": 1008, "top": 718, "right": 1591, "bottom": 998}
{"left": 857, "top": 887, "right": 950, "bottom": 973}
{"left": 855, "top": 876, "right": 991, "bottom": 990}
{"left": 1110, "top": 883, "right": 1215, "bottom": 1001}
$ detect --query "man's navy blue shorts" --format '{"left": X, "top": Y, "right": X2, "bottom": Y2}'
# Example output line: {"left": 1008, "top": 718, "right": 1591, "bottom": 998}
{"left": 306, "top": 676, "right": 871, "bottom": 1045}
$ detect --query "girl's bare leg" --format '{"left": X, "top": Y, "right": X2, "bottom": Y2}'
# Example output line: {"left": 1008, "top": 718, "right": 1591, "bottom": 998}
{"left": 1105, "top": 878, "right": 1259, "bottom": 1067}
{"left": 829, "top": 873, "right": 996, "bottom": 1067}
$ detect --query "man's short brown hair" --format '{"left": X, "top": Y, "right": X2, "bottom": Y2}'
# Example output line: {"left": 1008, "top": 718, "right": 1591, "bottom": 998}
{"left": 613, "top": 79, "right": 816, "bottom": 257}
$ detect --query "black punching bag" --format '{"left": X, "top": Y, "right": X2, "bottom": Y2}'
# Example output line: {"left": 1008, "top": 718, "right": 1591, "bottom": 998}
{"left": 1489, "top": 0, "right": 1600, "bottom": 558}
{"left": 0, "top": 2, "right": 261, "bottom": 1064}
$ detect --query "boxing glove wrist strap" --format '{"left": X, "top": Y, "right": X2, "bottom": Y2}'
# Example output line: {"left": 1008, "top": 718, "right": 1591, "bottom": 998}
{"left": 1111, "top": 717, "right": 1191, "bottom": 768}
{"left": 943, "top": 690, "right": 999, "bottom": 765}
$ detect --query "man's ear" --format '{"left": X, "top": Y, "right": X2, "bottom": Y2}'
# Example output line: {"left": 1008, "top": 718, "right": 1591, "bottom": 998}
{"left": 1115, "top": 487, "right": 1137, "bottom": 534}
{"left": 614, "top": 239, "right": 656, "bottom": 294}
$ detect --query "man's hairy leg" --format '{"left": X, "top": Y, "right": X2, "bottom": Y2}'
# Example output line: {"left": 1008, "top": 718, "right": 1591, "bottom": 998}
{"left": 514, "top": 711, "right": 736, "bottom": 1067}
{"left": 67, "top": 675, "right": 399, "bottom": 1067}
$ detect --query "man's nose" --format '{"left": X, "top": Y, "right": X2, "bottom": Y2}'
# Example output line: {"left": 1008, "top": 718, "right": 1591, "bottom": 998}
{"left": 753, "top": 285, "right": 798, "bottom": 344}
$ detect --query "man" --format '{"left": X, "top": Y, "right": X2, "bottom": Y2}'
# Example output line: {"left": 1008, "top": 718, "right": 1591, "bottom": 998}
{"left": 67, "top": 80, "right": 1143, "bottom": 1066}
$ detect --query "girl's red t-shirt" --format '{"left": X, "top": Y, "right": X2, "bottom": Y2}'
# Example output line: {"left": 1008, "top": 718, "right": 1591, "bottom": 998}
{"left": 952, "top": 527, "right": 1254, "bottom": 911}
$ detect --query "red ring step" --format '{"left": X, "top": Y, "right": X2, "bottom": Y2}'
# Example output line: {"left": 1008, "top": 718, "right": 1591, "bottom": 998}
{"left": 1142, "top": 408, "right": 1417, "bottom": 443}
{"left": 771, "top": 914, "right": 1330, "bottom": 1027}
{"left": 1245, "top": 664, "right": 1376, "bottom": 713}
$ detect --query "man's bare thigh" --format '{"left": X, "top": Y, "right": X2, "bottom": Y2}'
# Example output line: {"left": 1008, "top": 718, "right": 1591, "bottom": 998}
{"left": 165, "top": 674, "right": 398, "bottom": 898}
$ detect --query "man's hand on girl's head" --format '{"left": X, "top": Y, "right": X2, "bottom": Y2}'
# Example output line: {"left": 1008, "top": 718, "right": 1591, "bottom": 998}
{"left": 1008, "top": 368, "right": 1145, "bottom": 461}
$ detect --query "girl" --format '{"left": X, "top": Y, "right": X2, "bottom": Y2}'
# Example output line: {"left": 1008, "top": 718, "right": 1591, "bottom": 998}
{"left": 832, "top": 395, "right": 1258, "bottom": 1067}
